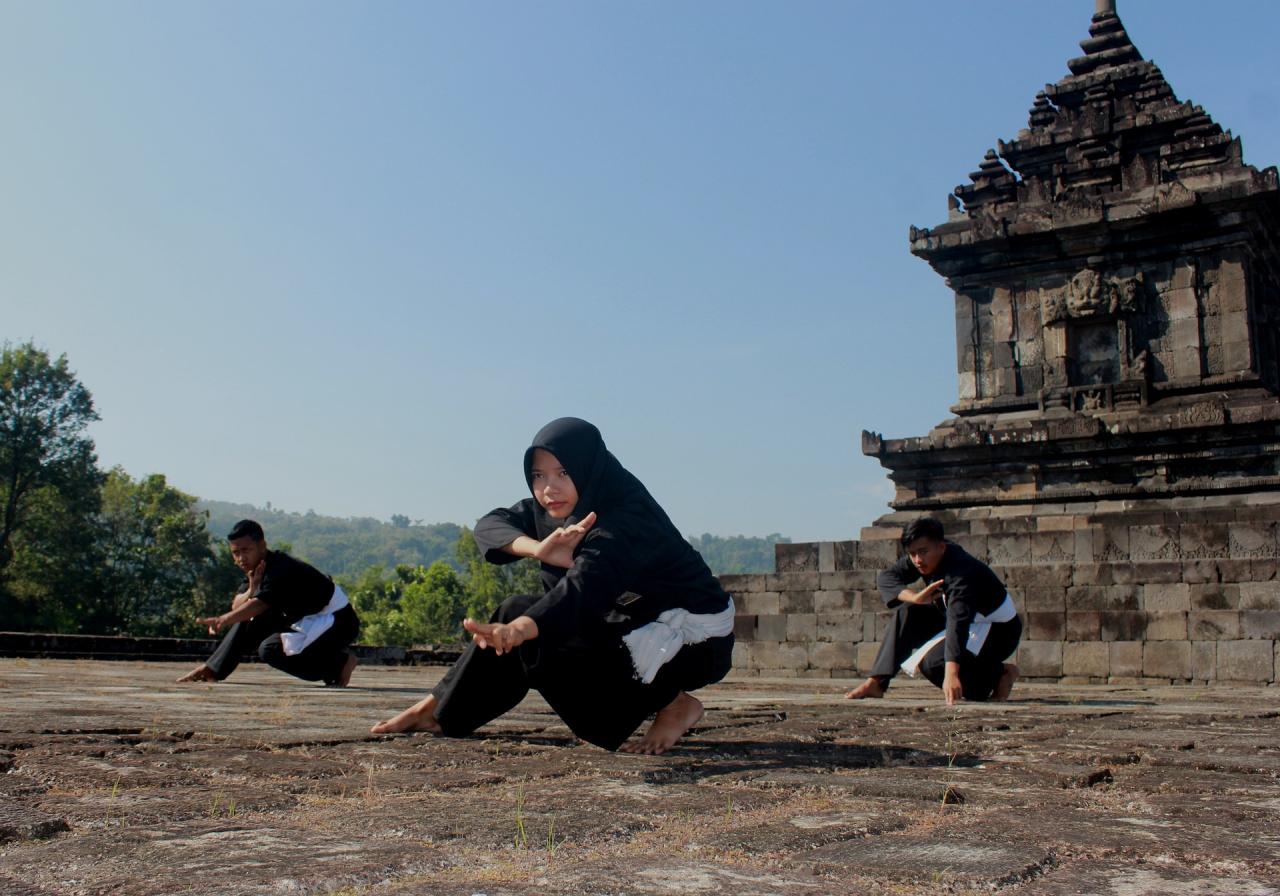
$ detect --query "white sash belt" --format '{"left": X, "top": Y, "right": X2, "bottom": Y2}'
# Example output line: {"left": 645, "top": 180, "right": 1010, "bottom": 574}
{"left": 900, "top": 593, "right": 1017, "bottom": 678}
{"left": 280, "top": 585, "right": 349, "bottom": 657}
{"left": 622, "top": 597, "right": 736, "bottom": 684}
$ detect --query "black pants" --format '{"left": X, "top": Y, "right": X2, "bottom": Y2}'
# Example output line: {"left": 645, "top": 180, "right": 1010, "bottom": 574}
{"left": 205, "top": 604, "right": 360, "bottom": 685}
{"left": 430, "top": 593, "right": 734, "bottom": 751}
{"left": 869, "top": 602, "right": 1022, "bottom": 701}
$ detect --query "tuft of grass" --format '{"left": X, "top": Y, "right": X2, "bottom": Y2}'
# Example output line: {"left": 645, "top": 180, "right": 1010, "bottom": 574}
{"left": 513, "top": 780, "right": 528, "bottom": 849}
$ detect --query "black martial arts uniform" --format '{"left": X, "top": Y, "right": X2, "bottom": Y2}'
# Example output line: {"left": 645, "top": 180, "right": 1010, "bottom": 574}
{"left": 205, "top": 550, "right": 360, "bottom": 685}
{"left": 429, "top": 417, "right": 734, "bottom": 751}
{"left": 869, "top": 543, "right": 1021, "bottom": 701}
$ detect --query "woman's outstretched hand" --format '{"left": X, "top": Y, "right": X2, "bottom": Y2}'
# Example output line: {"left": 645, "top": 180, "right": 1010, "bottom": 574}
{"left": 533, "top": 511, "right": 597, "bottom": 568}
{"left": 464, "top": 615, "right": 539, "bottom": 655}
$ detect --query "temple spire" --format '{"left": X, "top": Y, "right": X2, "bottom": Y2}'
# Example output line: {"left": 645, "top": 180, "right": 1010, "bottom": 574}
{"left": 1095, "top": 0, "right": 1116, "bottom": 15}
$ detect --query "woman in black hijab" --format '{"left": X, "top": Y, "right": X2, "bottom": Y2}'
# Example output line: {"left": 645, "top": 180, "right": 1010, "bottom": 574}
{"left": 371, "top": 418, "right": 734, "bottom": 754}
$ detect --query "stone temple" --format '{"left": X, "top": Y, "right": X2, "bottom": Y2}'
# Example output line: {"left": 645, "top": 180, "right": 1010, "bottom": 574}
{"left": 726, "top": 0, "right": 1280, "bottom": 685}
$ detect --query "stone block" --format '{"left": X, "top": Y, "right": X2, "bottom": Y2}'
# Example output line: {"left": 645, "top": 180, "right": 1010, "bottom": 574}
{"left": 1066, "top": 611, "right": 1102, "bottom": 641}
{"left": 1190, "top": 583, "right": 1238, "bottom": 610}
{"left": 1067, "top": 585, "right": 1136, "bottom": 611}
{"left": 1073, "top": 530, "right": 1096, "bottom": 564}
{"left": 1252, "top": 559, "right": 1279, "bottom": 582}
{"left": 855, "top": 539, "right": 900, "bottom": 570}
{"left": 1109, "top": 641, "right": 1143, "bottom": 678}
{"left": 1116, "top": 562, "right": 1183, "bottom": 585}
{"left": 1026, "top": 612, "right": 1066, "bottom": 641}
{"left": 1240, "top": 611, "right": 1280, "bottom": 640}
{"left": 718, "top": 574, "right": 764, "bottom": 594}
{"left": 1101, "top": 611, "right": 1147, "bottom": 641}
{"left": 1188, "top": 611, "right": 1240, "bottom": 640}
{"left": 1217, "top": 559, "right": 1252, "bottom": 582}
{"left": 1072, "top": 562, "right": 1115, "bottom": 586}
{"left": 1217, "top": 640, "right": 1275, "bottom": 683}
{"left": 1018, "top": 641, "right": 1062, "bottom": 677}
{"left": 764, "top": 572, "right": 820, "bottom": 591}
{"left": 755, "top": 615, "right": 787, "bottom": 642}
{"left": 781, "top": 591, "right": 817, "bottom": 614}
{"left": 1063, "top": 641, "right": 1109, "bottom": 678}
{"left": 818, "top": 542, "right": 836, "bottom": 573}
{"left": 786, "top": 613, "right": 817, "bottom": 642}
{"left": 752, "top": 640, "right": 810, "bottom": 671}
{"left": 1131, "top": 526, "right": 1180, "bottom": 561}
{"left": 1178, "top": 525, "right": 1229, "bottom": 560}
{"left": 1239, "top": 582, "right": 1280, "bottom": 610}
{"left": 1228, "top": 522, "right": 1277, "bottom": 559}
{"left": 820, "top": 571, "right": 876, "bottom": 590}
{"left": 1144, "top": 641, "right": 1191, "bottom": 680}
{"left": 855, "top": 642, "right": 881, "bottom": 673}
{"left": 833, "top": 541, "right": 857, "bottom": 571}
{"left": 733, "top": 615, "right": 758, "bottom": 641}
{"left": 1095, "top": 527, "right": 1130, "bottom": 561}
{"left": 1146, "top": 611, "right": 1188, "bottom": 640}
{"left": 1165, "top": 286, "right": 1199, "bottom": 320}
{"left": 809, "top": 641, "right": 856, "bottom": 671}
{"left": 1023, "top": 586, "right": 1067, "bottom": 611}
{"left": 1182, "top": 560, "right": 1220, "bottom": 585}
{"left": 950, "top": 534, "right": 989, "bottom": 562}
{"left": 1005, "top": 565, "right": 1073, "bottom": 587}
{"left": 776, "top": 543, "right": 819, "bottom": 573}
{"left": 738, "top": 592, "right": 781, "bottom": 616}
{"left": 814, "top": 590, "right": 858, "bottom": 614}
{"left": 1031, "top": 533, "right": 1075, "bottom": 564}
{"left": 731, "top": 641, "right": 753, "bottom": 669}
{"left": 1144, "top": 583, "right": 1191, "bottom": 612}
{"left": 988, "top": 534, "right": 1031, "bottom": 565}
{"left": 1192, "top": 641, "right": 1216, "bottom": 680}
{"left": 816, "top": 614, "right": 862, "bottom": 643}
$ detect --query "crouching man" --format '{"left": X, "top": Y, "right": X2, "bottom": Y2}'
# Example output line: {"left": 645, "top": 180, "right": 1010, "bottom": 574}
{"left": 178, "top": 519, "right": 359, "bottom": 687}
{"left": 846, "top": 517, "right": 1021, "bottom": 705}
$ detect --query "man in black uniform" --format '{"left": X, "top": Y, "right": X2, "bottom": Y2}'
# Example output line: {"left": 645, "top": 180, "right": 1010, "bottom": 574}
{"left": 845, "top": 517, "right": 1021, "bottom": 705}
{"left": 177, "top": 520, "right": 360, "bottom": 687}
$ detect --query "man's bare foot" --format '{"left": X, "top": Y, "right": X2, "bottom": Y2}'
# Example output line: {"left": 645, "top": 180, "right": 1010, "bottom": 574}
{"left": 620, "top": 691, "right": 704, "bottom": 756}
{"left": 176, "top": 664, "right": 217, "bottom": 683}
{"left": 844, "top": 677, "right": 886, "bottom": 699}
{"left": 992, "top": 663, "right": 1020, "bottom": 702}
{"left": 329, "top": 653, "right": 358, "bottom": 688}
{"left": 371, "top": 694, "right": 443, "bottom": 735}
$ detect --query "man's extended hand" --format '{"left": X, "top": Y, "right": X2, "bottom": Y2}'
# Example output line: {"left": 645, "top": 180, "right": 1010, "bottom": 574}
{"left": 532, "top": 512, "right": 597, "bottom": 569}
{"left": 196, "top": 614, "right": 229, "bottom": 636}
{"left": 463, "top": 615, "right": 539, "bottom": 655}
{"left": 942, "top": 661, "right": 963, "bottom": 705}
{"left": 898, "top": 579, "right": 944, "bottom": 605}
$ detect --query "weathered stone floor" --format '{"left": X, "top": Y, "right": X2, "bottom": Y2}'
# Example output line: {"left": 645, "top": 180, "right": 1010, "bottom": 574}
{"left": 1, "top": 659, "right": 1277, "bottom": 896}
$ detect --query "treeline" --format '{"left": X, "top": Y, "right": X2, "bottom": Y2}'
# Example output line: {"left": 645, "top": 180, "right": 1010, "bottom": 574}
{"left": 1, "top": 342, "right": 787, "bottom": 646}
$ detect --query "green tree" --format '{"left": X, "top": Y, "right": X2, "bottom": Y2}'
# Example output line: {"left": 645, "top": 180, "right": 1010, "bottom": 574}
{"left": 400, "top": 560, "right": 467, "bottom": 643}
{"left": 0, "top": 343, "right": 103, "bottom": 628}
{"left": 455, "top": 526, "right": 542, "bottom": 621}
{"left": 85, "top": 468, "right": 222, "bottom": 635}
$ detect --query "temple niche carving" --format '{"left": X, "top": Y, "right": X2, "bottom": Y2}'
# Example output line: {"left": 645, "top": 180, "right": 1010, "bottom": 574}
{"left": 866, "top": 0, "right": 1280, "bottom": 511}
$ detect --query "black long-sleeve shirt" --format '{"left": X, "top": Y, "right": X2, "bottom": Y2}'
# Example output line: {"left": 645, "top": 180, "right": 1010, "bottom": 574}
{"left": 474, "top": 499, "right": 730, "bottom": 645}
{"left": 877, "top": 542, "right": 1010, "bottom": 662}
{"left": 252, "top": 550, "right": 336, "bottom": 625}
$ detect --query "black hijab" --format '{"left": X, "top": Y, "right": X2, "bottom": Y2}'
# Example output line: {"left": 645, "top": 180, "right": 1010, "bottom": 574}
{"left": 522, "top": 417, "right": 678, "bottom": 541}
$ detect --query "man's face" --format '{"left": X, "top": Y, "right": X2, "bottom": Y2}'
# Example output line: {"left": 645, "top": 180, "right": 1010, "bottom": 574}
{"left": 905, "top": 536, "right": 946, "bottom": 577}
{"left": 228, "top": 535, "right": 268, "bottom": 573}
{"left": 529, "top": 448, "right": 579, "bottom": 520}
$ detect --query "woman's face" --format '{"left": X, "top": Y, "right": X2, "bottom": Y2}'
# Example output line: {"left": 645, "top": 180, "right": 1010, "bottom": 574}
{"left": 529, "top": 448, "right": 579, "bottom": 519}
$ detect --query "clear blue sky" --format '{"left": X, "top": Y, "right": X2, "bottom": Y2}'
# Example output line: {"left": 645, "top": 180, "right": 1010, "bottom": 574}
{"left": 3, "top": 1, "right": 1278, "bottom": 542}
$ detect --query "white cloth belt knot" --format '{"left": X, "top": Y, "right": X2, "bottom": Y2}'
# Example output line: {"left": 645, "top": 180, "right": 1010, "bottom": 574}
{"left": 280, "top": 584, "right": 349, "bottom": 657}
{"left": 622, "top": 597, "right": 736, "bottom": 684}
{"left": 900, "top": 593, "right": 1017, "bottom": 678}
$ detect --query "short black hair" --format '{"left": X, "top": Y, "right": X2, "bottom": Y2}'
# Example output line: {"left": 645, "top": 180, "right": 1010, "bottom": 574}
{"left": 227, "top": 519, "right": 265, "bottom": 542}
{"left": 901, "top": 517, "right": 944, "bottom": 547}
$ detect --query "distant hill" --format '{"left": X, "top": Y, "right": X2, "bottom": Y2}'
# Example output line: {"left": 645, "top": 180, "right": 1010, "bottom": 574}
{"left": 198, "top": 500, "right": 787, "bottom": 578}
{"left": 198, "top": 500, "right": 461, "bottom": 581}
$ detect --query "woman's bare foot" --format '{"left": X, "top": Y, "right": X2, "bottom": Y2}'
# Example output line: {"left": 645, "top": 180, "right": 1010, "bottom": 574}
{"left": 329, "top": 653, "right": 358, "bottom": 688}
{"left": 844, "top": 677, "right": 886, "bottom": 699}
{"left": 992, "top": 663, "right": 1020, "bottom": 701}
{"left": 371, "top": 694, "right": 443, "bottom": 735}
{"left": 620, "top": 691, "right": 704, "bottom": 755}
{"left": 176, "top": 664, "right": 217, "bottom": 683}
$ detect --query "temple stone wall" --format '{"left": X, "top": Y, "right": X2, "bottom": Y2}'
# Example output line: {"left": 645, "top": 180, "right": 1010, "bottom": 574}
{"left": 724, "top": 496, "right": 1280, "bottom": 684}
